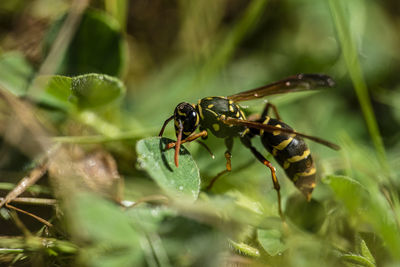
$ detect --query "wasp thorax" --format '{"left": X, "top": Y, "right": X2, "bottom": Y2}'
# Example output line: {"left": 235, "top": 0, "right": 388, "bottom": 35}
{"left": 173, "top": 102, "right": 199, "bottom": 139}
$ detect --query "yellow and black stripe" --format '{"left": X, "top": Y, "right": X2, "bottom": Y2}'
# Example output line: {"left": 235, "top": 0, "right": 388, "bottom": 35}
{"left": 258, "top": 117, "right": 316, "bottom": 199}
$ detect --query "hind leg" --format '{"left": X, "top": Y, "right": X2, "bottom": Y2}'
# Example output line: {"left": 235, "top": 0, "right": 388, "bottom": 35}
{"left": 240, "top": 136, "right": 284, "bottom": 219}
{"left": 247, "top": 102, "right": 282, "bottom": 122}
{"left": 261, "top": 102, "right": 281, "bottom": 120}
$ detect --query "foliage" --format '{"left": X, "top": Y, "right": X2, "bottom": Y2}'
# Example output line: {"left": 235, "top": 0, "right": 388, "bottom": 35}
{"left": 136, "top": 137, "right": 200, "bottom": 201}
{"left": 0, "top": 0, "right": 399, "bottom": 266}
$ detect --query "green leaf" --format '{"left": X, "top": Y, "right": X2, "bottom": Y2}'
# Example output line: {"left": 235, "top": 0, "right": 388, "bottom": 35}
{"left": 71, "top": 193, "right": 144, "bottom": 267}
{"left": 136, "top": 137, "right": 200, "bottom": 202}
{"left": 341, "top": 254, "right": 376, "bottom": 267}
{"left": 228, "top": 239, "right": 260, "bottom": 257}
{"left": 71, "top": 73, "right": 125, "bottom": 109}
{"left": 258, "top": 228, "right": 286, "bottom": 256}
{"left": 32, "top": 75, "right": 72, "bottom": 110}
{"left": 284, "top": 196, "right": 326, "bottom": 233}
{"left": 226, "top": 190, "right": 263, "bottom": 215}
{"left": 322, "top": 175, "right": 369, "bottom": 213}
{"left": 72, "top": 192, "right": 139, "bottom": 246}
{"left": 44, "top": 9, "right": 126, "bottom": 77}
{"left": 80, "top": 247, "right": 142, "bottom": 267}
{"left": 0, "top": 52, "right": 34, "bottom": 96}
{"left": 360, "top": 239, "right": 376, "bottom": 266}
{"left": 126, "top": 205, "right": 176, "bottom": 233}
{"left": 31, "top": 73, "right": 125, "bottom": 110}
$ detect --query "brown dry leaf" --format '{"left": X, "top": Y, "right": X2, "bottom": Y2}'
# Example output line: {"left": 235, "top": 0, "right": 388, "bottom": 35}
{"left": 48, "top": 145, "right": 122, "bottom": 202}
{"left": 0, "top": 89, "right": 123, "bottom": 227}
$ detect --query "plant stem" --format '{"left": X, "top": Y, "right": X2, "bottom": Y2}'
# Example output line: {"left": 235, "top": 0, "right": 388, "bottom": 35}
{"left": 328, "top": 0, "right": 389, "bottom": 174}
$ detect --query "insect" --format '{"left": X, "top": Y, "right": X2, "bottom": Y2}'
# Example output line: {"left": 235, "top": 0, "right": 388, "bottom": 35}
{"left": 158, "top": 74, "right": 340, "bottom": 218}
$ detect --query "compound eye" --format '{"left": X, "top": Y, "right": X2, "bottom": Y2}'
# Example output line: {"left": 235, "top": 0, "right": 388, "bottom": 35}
{"left": 182, "top": 110, "right": 197, "bottom": 127}
{"left": 187, "top": 111, "right": 197, "bottom": 121}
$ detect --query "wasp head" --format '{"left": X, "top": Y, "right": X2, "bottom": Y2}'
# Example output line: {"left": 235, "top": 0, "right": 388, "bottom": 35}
{"left": 173, "top": 102, "right": 199, "bottom": 139}
{"left": 158, "top": 102, "right": 200, "bottom": 167}
{"left": 167, "top": 102, "right": 199, "bottom": 167}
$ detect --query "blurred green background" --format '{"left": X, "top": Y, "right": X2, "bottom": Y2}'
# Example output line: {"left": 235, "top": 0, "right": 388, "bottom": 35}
{"left": 0, "top": 0, "right": 400, "bottom": 266}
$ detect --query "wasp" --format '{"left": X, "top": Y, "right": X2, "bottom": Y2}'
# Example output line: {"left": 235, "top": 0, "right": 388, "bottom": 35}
{"left": 158, "top": 74, "right": 340, "bottom": 217}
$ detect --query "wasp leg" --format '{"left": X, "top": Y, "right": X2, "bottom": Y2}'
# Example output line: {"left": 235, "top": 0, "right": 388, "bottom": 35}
{"left": 159, "top": 115, "right": 174, "bottom": 136}
{"left": 199, "top": 126, "right": 208, "bottom": 140}
{"left": 246, "top": 113, "right": 261, "bottom": 121}
{"left": 224, "top": 137, "right": 233, "bottom": 172}
{"left": 206, "top": 138, "right": 233, "bottom": 190}
{"left": 174, "top": 121, "right": 184, "bottom": 167}
{"left": 196, "top": 140, "right": 215, "bottom": 159}
{"left": 165, "top": 130, "right": 208, "bottom": 149}
{"left": 261, "top": 102, "right": 281, "bottom": 120}
{"left": 240, "top": 137, "right": 284, "bottom": 219}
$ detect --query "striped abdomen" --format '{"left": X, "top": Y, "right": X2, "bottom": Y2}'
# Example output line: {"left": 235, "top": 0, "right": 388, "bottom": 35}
{"left": 258, "top": 116, "right": 316, "bottom": 200}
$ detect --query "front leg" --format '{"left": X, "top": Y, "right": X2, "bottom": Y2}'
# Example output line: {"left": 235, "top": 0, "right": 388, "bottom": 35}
{"left": 206, "top": 137, "right": 233, "bottom": 190}
{"left": 159, "top": 115, "right": 174, "bottom": 136}
{"left": 165, "top": 130, "right": 208, "bottom": 149}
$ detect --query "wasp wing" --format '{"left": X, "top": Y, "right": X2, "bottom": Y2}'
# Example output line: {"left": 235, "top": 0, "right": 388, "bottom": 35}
{"left": 227, "top": 74, "right": 335, "bottom": 102}
{"left": 221, "top": 117, "right": 340, "bottom": 150}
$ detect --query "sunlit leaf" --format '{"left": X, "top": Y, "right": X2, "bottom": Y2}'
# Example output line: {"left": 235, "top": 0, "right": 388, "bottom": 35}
{"left": 360, "top": 239, "right": 376, "bottom": 266}
{"left": 71, "top": 73, "right": 125, "bottom": 109}
{"left": 341, "top": 254, "right": 376, "bottom": 267}
{"left": 136, "top": 137, "right": 200, "bottom": 202}
{"left": 33, "top": 75, "right": 72, "bottom": 110}
{"left": 228, "top": 239, "right": 260, "bottom": 257}
{"left": 31, "top": 73, "right": 125, "bottom": 110}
